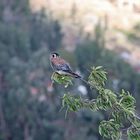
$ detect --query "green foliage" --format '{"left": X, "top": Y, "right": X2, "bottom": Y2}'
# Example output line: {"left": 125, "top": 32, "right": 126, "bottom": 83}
{"left": 62, "top": 94, "right": 82, "bottom": 112}
{"left": 51, "top": 72, "right": 73, "bottom": 88}
{"left": 61, "top": 66, "right": 140, "bottom": 139}
{"left": 62, "top": 94, "right": 97, "bottom": 112}
{"left": 88, "top": 66, "right": 107, "bottom": 89}
{"left": 96, "top": 89, "right": 117, "bottom": 110}
{"left": 119, "top": 90, "right": 136, "bottom": 112}
{"left": 99, "top": 119, "right": 121, "bottom": 140}
{"left": 127, "top": 127, "right": 140, "bottom": 140}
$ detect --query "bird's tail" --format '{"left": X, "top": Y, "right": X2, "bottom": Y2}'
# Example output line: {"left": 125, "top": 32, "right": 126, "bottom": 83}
{"left": 70, "top": 72, "right": 81, "bottom": 78}
{"left": 71, "top": 72, "right": 91, "bottom": 86}
{"left": 68, "top": 71, "right": 92, "bottom": 86}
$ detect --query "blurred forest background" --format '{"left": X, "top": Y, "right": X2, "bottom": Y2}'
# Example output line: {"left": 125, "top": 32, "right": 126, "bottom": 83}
{"left": 0, "top": 0, "right": 140, "bottom": 140}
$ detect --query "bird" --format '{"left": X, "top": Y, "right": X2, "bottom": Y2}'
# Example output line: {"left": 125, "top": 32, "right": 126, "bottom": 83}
{"left": 50, "top": 52, "right": 81, "bottom": 78}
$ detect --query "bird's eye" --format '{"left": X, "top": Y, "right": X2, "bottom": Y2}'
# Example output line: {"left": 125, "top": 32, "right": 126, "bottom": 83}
{"left": 52, "top": 54, "right": 56, "bottom": 58}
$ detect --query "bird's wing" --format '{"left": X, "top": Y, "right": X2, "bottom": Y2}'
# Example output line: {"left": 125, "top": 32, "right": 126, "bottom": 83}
{"left": 55, "top": 63, "right": 73, "bottom": 73}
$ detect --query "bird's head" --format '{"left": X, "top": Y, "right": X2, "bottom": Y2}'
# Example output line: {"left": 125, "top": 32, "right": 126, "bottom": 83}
{"left": 50, "top": 52, "right": 60, "bottom": 59}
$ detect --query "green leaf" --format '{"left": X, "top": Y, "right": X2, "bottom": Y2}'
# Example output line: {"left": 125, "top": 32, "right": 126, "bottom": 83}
{"left": 96, "top": 89, "right": 117, "bottom": 110}
{"left": 51, "top": 72, "right": 73, "bottom": 87}
{"left": 88, "top": 66, "right": 107, "bottom": 90}
{"left": 119, "top": 90, "right": 136, "bottom": 112}
{"left": 127, "top": 127, "right": 140, "bottom": 140}
{"left": 99, "top": 119, "right": 121, "bottom": 140}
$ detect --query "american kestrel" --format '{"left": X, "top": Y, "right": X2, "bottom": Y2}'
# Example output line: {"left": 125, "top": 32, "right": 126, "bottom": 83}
{"left": 50, "top": 52, "right": 81, "bottom": 78}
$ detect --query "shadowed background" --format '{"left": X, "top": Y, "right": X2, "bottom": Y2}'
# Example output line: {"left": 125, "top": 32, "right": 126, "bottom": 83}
{"left": 0, "top": 0, "right": 140, "bottom": 140}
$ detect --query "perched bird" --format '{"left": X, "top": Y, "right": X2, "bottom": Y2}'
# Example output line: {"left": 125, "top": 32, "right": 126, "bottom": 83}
{"left": 50, "top": 52, "right": 81, "bottom": 78}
